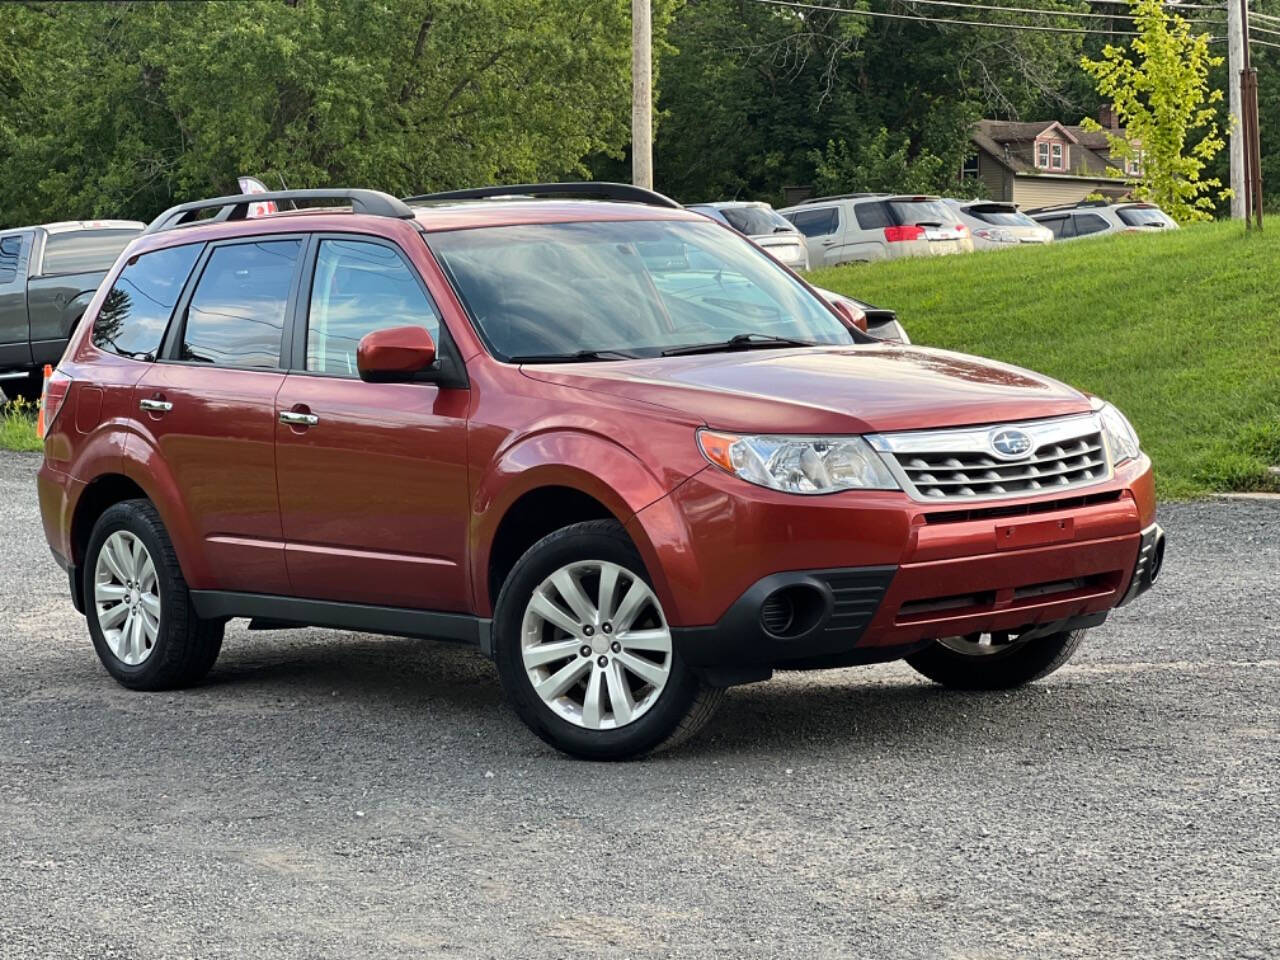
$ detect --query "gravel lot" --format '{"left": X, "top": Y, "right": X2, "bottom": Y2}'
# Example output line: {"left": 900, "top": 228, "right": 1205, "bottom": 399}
{"left": 1, "top": 450, "right": 1276, "bottom": 959}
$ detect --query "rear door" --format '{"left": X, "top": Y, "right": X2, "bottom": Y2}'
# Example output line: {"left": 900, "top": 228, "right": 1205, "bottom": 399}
{"left": 1071, "top": 212, "right": 1111, "bottom": 239}
{"left": 274, "top": 235, "right": 471, "bottom": 611}
{"left": 786, "top": 206, "right": 842, "bottom": 267}
{"left": 133, "top": 235, "right": 305, "bottom": 595}
{"left": 0, "top": 231, "right": 35, "bottom": 372}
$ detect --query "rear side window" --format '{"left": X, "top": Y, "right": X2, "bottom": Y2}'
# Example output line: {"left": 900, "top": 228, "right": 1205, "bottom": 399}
{"left": 789, "top": 207, "right": 839, "bottom": 238}
{"left": 92, "top": 244, "right": 201, "bottom": 360}
{"left": 854, "top": 202, "right": 892, "bottom": 230}
{"left": 179, "top": 239, "right": 301, "bottom": 368}
{"left": 0, "top": 235, "right": 25, "bottom": 285}
{"left": 306, "top": 239, "right": 440, "bottom": 376}
{"left": 1073, "top": 213, "right": 1110, "bottom": 236}
{"left": 41, "top": 229, "right": 140, "bottom": 276}
{"left": 1039, "top": 215, "right": 1073, "bottom": 239}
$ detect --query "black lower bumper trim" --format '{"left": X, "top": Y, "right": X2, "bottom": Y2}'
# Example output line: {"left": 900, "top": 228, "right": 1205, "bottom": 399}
{"left": 1118, "top": 522, "right": 1165, "bottom": 606}
{"left": 673, "top": 566, "right": 897, "bottom": 686}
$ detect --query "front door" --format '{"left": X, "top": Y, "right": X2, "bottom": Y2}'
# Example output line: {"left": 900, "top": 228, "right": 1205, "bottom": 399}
{"left": 133, "top": 235, "right": 305, "bottom": 595}
{"left": 275, "top": 236, "right": 470, "bottom": 612}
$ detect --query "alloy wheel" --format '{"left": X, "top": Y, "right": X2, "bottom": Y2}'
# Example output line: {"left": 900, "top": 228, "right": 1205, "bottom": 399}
{"left": 520, "top": 560, "right": 673, "bottom": 730}
{"left": 94, "top": 530, "right": 161, "bottom": 666}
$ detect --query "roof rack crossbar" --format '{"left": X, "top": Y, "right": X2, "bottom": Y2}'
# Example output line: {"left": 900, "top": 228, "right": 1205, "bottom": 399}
{"left": 144, "top": 189, "right": 416, "bottom": 235}
{"left": 403, "top": 181, "right": 682, "bottom": 210}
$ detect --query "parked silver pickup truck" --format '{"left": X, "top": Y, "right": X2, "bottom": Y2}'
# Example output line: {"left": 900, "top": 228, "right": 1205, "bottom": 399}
{"left": 0, "top": 220, "right": 143, "bottom": 400}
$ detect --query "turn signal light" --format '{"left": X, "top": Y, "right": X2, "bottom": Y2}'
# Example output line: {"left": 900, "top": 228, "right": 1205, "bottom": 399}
{"left": 38, "top": 365, "right": 72, "bottom": 439}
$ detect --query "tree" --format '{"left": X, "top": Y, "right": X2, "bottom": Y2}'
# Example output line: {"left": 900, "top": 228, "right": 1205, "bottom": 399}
{"left": 1080, "top": 0, "right": 1226, "bottom": 223}
{"left": 0, "top": 0, "right": 640, "bottom": 227}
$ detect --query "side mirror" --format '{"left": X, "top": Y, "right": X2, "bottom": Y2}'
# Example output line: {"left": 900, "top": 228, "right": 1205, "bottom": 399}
{"left": 357, "top": 325, "right": 437, "bottom": 383}
{"left": 830, "top": 298, "right": 868, "bottom": 333}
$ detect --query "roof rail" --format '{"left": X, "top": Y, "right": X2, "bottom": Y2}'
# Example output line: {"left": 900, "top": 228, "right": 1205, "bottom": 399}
{"left": 797, "top": 192, "right": 887, "bottom": 205}
{"left": 144, "top": 189, "right": 416, "bottom": 235}
{"left": 403, "top": 181, "right": 683, "bottom": 210}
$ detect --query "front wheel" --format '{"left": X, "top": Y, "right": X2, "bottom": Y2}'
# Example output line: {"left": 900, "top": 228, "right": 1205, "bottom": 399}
{"left": 905, "top": 628, "right": 1087, "bottom": 690}
{"left": 493, "top": 520, "right": 723, "bottom": 760}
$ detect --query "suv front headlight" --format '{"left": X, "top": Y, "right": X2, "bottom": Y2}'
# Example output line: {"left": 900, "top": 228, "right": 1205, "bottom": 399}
{"left": 1095, "top": 400, "right": 1141, "bottom": 464}
{"left": 697, "top": 430, "right": 899, "bottom": 494}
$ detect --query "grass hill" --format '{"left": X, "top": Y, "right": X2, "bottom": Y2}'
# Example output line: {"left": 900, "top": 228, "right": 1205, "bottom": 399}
{"left": 810, "top": 221, "right": 1280, "bottom": 499}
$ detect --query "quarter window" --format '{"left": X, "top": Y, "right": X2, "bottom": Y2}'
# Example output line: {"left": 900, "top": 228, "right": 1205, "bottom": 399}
{"left": 0, "top": 235, "right": 24, "bottom": 285}
{"left": 179, "top": 239, "right": 301, "bottom": 368}
{"left": 1073, "top": 213, "right": 1110, "bottom": 236}
{"left": 306, "top": 239, "right": 440, "bottom": 376}
{"left": 854, "top": 202, "right": 893, "bottom": 230}
{"left": 92, "top": 244, "right": 202, "bottom": 360}
{"left": 789, "top": 207, "right": 839, "bottom": 238}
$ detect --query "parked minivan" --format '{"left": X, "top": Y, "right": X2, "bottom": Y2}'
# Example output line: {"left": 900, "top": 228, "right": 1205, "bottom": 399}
{"left": 779, "top": 194, "right": 972, "bottom": 267}
{"left": 37, "top": 183, "right": 1162, "bottom": 761}
{"left": 687, "top": 201, "right": 810, "bottom": 272}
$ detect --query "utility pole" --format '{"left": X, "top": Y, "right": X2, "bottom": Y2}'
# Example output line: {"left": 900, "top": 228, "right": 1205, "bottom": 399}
{"left": 632, "top": 0, "right": 653, "bottom": 190}
{"left": 1228, "top": 0, "right": 1246, "bottom": 220}
{"left": 1240, "top": 0, "right": 1264, "bottom": 228}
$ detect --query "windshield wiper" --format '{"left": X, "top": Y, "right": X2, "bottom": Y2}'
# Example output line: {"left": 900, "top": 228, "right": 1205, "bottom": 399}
{"left": 662, "top": 333, "right": 816, "bottom": 357}
{"left": 509, "top": 349, "right": 638, "bottom": 363}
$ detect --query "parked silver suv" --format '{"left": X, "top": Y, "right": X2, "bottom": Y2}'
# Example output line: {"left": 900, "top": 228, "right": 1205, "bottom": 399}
{"left": 944, "top": 199, "right": 1052, "bottom": 250}
{"left": 686, "top": 201, "right": 810, "bottom": 271}
{"left": 778, "top": 194, "right": 972, "bottom": 267}
{"left": 1028, "top": 201, "right": 1177, "bottom": 241}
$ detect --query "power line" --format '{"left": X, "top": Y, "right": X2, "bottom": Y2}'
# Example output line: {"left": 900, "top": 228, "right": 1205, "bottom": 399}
{"left": 1248, "top": 9, "right": 1280, "bottom": 26}
{"left": 753, "top": 0, "right": 1145, "bottom": 34}
{"left": 1248, "top": 20, "right": 1280, "bottom": 36}
{"left": 894, "top": 0, "right": 1222, "bottom": 21}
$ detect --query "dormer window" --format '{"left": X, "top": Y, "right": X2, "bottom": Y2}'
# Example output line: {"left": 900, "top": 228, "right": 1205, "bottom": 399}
{"left": 1035, "top": 138, "right": 1067, "bottom": 171}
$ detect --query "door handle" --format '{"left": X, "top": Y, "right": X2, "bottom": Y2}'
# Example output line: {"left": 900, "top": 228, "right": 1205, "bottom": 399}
{"left": 279, "top": 410, "right": 319, "bottom": 427}
{"left": 139, "top": 398, "right": 173, "bottom": 413}
{"left": 821, "top": 238, "right": 837, "bottom": 246}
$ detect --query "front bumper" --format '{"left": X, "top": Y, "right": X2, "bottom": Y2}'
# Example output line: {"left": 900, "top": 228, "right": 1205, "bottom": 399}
{"left": 641, "top": 457, "right": 1159, "bottom": 686}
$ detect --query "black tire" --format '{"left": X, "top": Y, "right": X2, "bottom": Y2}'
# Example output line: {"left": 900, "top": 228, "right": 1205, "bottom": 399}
{"left": 905, "top": 629, "right": 1087, "bottom": 690}
{"left": 84, "top": 499, "right": 224, "bottom": 690}
{"left": 2, "top": 371, "right": 42, "bottom": 403}
{"left": 493, "top": 519, "right": 723, "bottom": 760}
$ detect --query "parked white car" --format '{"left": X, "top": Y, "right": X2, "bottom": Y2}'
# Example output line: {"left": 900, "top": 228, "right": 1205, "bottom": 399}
{"left": 686, "top": 201, "right": 810, "bottom": 271}
{"left": 1028, "top": 201, "right": 1178, "bottom": 241}
{"left": 778, "top": 194, "right": 972, "bottom": 267}
{"left": 944, "top": 199, "right": 1052, "bottom": 250}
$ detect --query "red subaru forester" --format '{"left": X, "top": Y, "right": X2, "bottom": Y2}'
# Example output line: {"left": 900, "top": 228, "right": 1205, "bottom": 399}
{"left": 37, "top": 184, "right": 1164, "bottom": 760}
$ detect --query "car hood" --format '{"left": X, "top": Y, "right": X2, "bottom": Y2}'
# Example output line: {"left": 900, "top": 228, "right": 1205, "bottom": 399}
{"left": 521, "top": 345, "right": 1092, "bottom": 434}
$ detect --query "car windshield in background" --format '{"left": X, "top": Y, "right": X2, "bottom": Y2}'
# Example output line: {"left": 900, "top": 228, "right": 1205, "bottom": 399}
{"left": 966, "top": 205, "right": 1038, "bottom": 227}
{"left": 720, "top": 205, "right": 795, "bottom": 236}
{"left": 41, "top": 229, "right": 140, "bottom": 276}
{"left": 1118, "top": 206, "right": 1174, "bottom": 228}
{"left": 889, "top": 199, "right": 955, "bottom": 226}
{"left": 428, "top": 219, "right": 850, "bottom": 361}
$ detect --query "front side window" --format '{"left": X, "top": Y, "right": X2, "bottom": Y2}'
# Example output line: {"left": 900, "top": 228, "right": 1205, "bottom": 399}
{"left": 92, "top": 243, "right": 202, "bottom": 360}
{"left": 41, "top": 229, "right": 141, "bottom": 276}
{"left": 789, "top": 208, "right": 839, "bottom": 238}
{"left": 179, "top": 239, "right": 301, "bottom": 368}
{"left": 306, "top": 239, "right": 440, "bottom": 376}
{"left": 428, "top": 219, "right": 852, "bottom": 361}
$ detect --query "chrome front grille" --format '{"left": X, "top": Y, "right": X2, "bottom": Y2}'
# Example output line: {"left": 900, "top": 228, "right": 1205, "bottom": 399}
{"left": 868, "top": 414, "right": 1112, "bottom": 502}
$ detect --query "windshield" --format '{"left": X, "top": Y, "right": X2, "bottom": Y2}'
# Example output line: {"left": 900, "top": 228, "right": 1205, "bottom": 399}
{"left": 720, "top": 205, "right": 795, "bottom": 236}
{"left": 965, "top": 205, "right": 1038, "bottom": 227}
{"left": 427, "top": 219, "right": 851, "bottom": 361}
{"left": 889, "top": 199, "right": 957, "bottom": 227}
{"left": 1118, "top": 206, "right": 1174, "bottom": 227}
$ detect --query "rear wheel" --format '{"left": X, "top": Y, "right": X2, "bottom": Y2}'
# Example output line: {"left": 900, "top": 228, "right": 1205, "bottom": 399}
{"left": 493, "top": 520, "right": 723, "bottom": 760}
{"left": 85, "top": 500, "right": 224, "bottom": 690}
{"left": 905, "top": 628, "right": 1087, "bottom": 690}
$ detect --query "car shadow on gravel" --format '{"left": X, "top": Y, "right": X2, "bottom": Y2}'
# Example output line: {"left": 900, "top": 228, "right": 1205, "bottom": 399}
{"left": 194, "top": 631, "right": 1132, "bottom": 761}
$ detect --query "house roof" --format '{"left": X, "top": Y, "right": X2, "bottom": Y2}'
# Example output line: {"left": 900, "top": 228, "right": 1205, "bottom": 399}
{"left": 972, "top": 119, "right": 1126, "bottom": 180}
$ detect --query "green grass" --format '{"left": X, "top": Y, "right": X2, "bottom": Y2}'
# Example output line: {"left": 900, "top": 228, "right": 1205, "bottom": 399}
{"left": 0, "top": 398, "right": 42, "bottom": 453}
{"left": 810, "top": 221, "right": 1280, "bottom": 499}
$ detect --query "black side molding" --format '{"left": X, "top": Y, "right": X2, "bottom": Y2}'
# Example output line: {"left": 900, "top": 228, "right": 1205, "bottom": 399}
{"left": 189, "top": 591, "right": 490, "bottom": 648}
